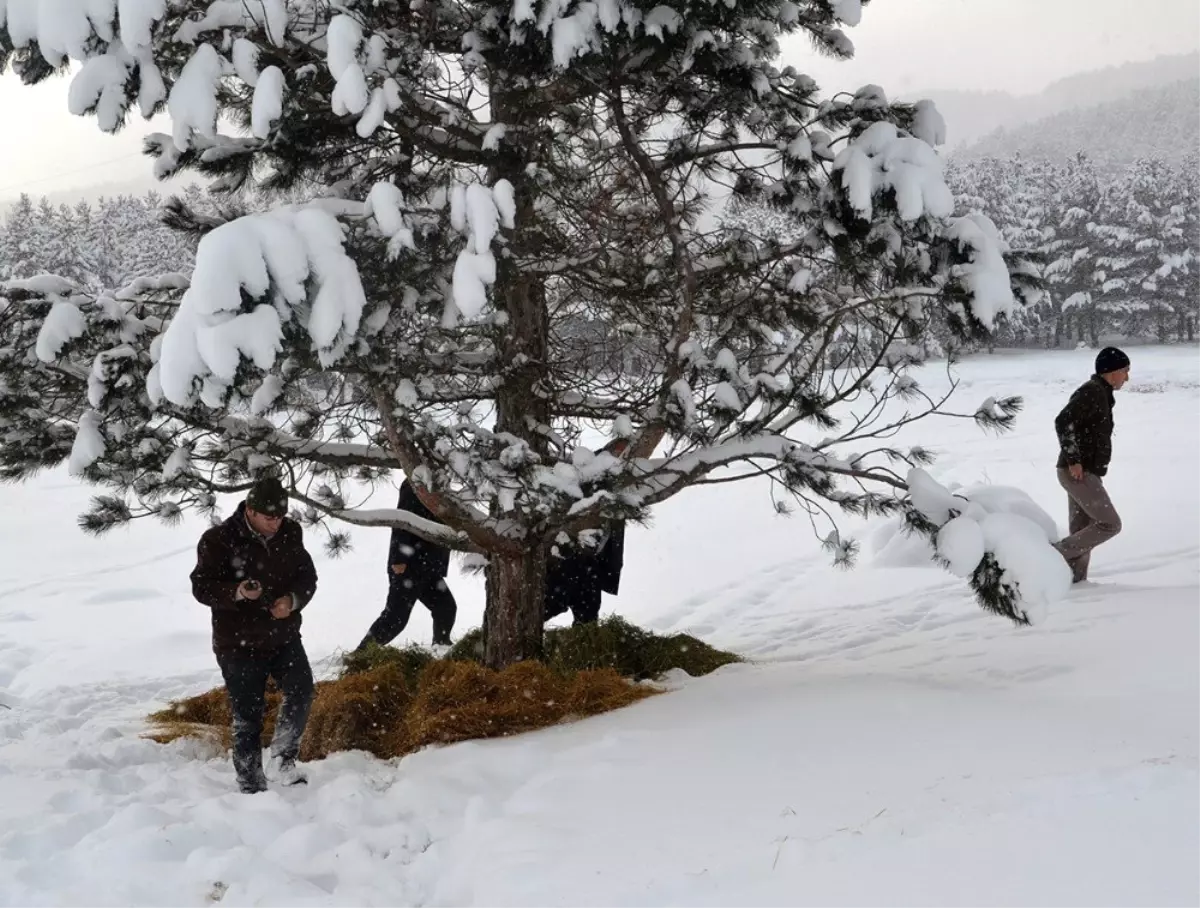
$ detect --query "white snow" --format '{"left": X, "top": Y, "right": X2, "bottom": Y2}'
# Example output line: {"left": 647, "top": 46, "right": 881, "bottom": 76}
{"left": 331, "top": 63, "right": 369, "bottom": 117}
{"left": 446, "top": 183, "right": 509, "bottom": 324}
{"left": 167, "top": 43, "right": 224, "bottom": 152}
{"left": 231, "top": 36, "right": 260, "bottom": 85}
{"left": 830, "top": 0, "right": 863, "bottom": 26}
{"left": 945, "top": 212, "right": 1017, "bottom": 329}
{"left": 492, "top": 179, "right": 516, "bottom": 229}
{"left": 256, "top": 0, "right": 286, "bottom": 45}
{"left": 67, "top": 409, "right": 105, "bottom": 475}
{"left": 936, "top": 514, "right": 985, "bottom": 577}
{"left": 0, "top": 349, "right": 1197, "bottom": 905}
{"left": 118, "top": 0, "right": 165, "bottom": 51}
{"left": 251, "top": 66, "right": 284, "bottom": 139}
{"left": 35, "top": 300, "right": 88, "bottom": 362}
{"left": 911, "top": 98, "right": 947, "bottom": 147}
{"left": 156, "top": 207, "right": 366, "bottom": 405}
{"left": 482, "top": 123, "right": 507, "bottom": 151}
{"left": 67, "top": 48, "right": 132, "bottom": 132}
{"left": 356, "top": 87, "right": 387, "bottom": 138}
{"left": 904, "top": 469, "right": 1066, "bottom": 619}
{"left": 325, "top": 14, "right": 363, "bottom": 79}
{"left": 249, "top": 374, "right": 284, "bottom": 415}
{"left": 162, "top": 445, "right": 191, "bottom": 480}
{"left": 364, "top": 181, "right": 415, "bottom": 257}
{"left": 6, "top": 273, "right": 77, "bottom": 296}
{"left": 833, "top": 121, "right": 955, "bottom": 222}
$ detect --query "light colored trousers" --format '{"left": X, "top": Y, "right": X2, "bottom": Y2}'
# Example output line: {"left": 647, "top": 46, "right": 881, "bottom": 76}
{"left": 1054, "top": 469, "right": 1122, "bottom": 583}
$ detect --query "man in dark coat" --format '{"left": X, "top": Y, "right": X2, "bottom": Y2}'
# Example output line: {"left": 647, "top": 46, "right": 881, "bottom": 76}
{"left": 1052, "top": 346, "right": 1130, "bottom": 583}
{"left": 544, "top": 522, "right": 625, "bottom": 625}
{"left": 190, "top": 477, "right": 318, "bottom": 793}
{"left": 355, "top": 479, "right": 457, "bottom": 651}
{"left": 544, "top": 438, "right": 628, "bottom": 626}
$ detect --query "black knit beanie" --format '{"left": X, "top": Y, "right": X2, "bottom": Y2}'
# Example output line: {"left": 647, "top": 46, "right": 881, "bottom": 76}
{"left": 1094, "top": 346, "right": 1130, "bottom": 376}
{"left": 246, "top": 477, "right": 289, "bottom": 516}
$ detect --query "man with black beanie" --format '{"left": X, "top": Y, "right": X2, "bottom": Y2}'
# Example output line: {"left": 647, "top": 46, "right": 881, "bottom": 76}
{"left": 1052, "top": 347, "right": 1131, "bottom": 583}
{"left": 190, "top": 476, "right": 318, "bottom": 793}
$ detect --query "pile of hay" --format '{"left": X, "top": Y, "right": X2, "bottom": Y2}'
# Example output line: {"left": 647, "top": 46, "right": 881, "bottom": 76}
{"left": 147, "top": 619, "right": 740, "bottom": 761}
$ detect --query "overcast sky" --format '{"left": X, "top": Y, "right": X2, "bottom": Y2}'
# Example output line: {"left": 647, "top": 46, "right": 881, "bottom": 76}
{"left": 0, "top": 0, "right": 1196, "bottom": 200}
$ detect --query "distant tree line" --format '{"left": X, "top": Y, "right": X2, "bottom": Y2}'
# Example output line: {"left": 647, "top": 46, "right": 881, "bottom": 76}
{"left": 946, "top": 153, "right": 1199, "bottom": 348}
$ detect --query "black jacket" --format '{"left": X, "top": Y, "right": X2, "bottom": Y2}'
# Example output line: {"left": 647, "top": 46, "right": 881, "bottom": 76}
{"left": 1056, "top": 375, "right": 1115, "bottom": 476}
{"left": 546, "top": 521, "right": 626, "bottom": 601}
{"left": 190, "top": 502, "right": 318, "bottom": 655}
{"left": 388, "top": 480, "right": 451, "bottom": 580}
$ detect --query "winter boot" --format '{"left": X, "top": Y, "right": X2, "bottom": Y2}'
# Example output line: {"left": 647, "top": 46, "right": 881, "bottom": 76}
{"left": 238, "top": 768, "right": 269, "bottom": 794}
{"left": 233, "top": 746, "right": 268, "bottom": 794}
{"left": 276, "top": 758, "right": 308, "bottom": 786}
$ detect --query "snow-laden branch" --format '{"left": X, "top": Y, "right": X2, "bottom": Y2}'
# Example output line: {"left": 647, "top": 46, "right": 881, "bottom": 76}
{"left": 210, "top": 416, "right": 394, "bottom": 467}
{"left": 323, "top": 507, "right": 478, "bottom": 550}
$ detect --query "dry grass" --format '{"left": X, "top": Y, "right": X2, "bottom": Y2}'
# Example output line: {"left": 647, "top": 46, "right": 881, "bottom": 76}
{"left": 147, "top": 654, "right": 657, "bottom": 760}
{"left": 405, "top": 660, "right": 650, "bottom": 748}
{"left": 147, "top": 620, "right": 739, "bottom": 760}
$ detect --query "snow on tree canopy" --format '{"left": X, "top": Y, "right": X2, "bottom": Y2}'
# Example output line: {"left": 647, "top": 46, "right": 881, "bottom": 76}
{"left": 446, "top": 182, "right": 513, "bottom": 325}
{"left": 906, "top": 469, "right": 1068, "bottom": 623}
{"left": 252, "top": 66, "right": 285, "bottom": 139}
{"left": 911, "top": 100, "right": 947, "bottom": 147}
{"left": 67, "top": 50, "right": 133, "bottom": 131}
{"left": 35, "top": 301, "right": 88, "bottom": 362}
{"left": 68, "top": 410, "right": 105, "bottom": 476}
{"left": 365, "top": 182, "right": 416, "bottom": 259}
{"left": 936, "top": 516, "right": 985, "bottom": 578}
{"left": 0, "top": 0, "right": 1050, "bottom": 668}
{"left": 944, "top": 213, "right": 1017, "bottom": 330}
{"left": 153, "top": 207, "right": 366, "bottom": 406}
{"left": 168, "top": 43, "right": 224, "bottom": 152}
{"left": 832, "top": 122, "right": 955, "bottom": 223}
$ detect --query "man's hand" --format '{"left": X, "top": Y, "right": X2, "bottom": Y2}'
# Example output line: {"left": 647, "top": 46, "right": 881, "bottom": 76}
{"left": 1068, "top": 464, "right": 1084, "bottom": 481}
{"left": 270, "top": 595, "right": 294, "bottom": 619}
{"left": 237, "top": 580, "right": 262, "bottom": 601}
{"left": 391, "top": 563, "right": 407, "bottom": 575}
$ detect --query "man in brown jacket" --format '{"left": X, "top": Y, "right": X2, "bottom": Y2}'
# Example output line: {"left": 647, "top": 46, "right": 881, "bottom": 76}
{"left": 1053, "top": 347, "right": 1130, "bottom": 583}
{"left": 190, "top": 477, "right": 318, "bottom": 793}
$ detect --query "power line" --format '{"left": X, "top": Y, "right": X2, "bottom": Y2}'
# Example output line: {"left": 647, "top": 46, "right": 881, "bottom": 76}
{"left": 0, "top": 150, "right": 149, "bottom": 197}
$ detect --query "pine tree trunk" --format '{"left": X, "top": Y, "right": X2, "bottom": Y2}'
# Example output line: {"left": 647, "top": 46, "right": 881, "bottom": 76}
{"left": 484, "top": 548, "right": 546, "bottom": 670}
{"left": 483, "top": 83, "right": 551, "bottom": 671}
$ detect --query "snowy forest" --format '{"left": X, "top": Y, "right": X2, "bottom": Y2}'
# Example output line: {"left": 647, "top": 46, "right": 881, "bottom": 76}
{"left": 948, "top": 152, "right": 1198, "bottom": 347}
{"left": 6, "top": 146, "right": 1196, "bottom": 349}
{"left": 0, "top": 190, "right": 204, "bottom": 289}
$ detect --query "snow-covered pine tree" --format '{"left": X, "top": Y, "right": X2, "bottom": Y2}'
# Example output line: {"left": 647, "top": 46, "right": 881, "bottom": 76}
{"left": 942, "top": 155, "right": 1046, "bottom": 350}
{"left": 1043, "top": 154, "right": 1106, "bottom": 347}
{"left": 0, "top": 194, "right": 43, "bottom": 280}
{"left": 2, "top": 0, "right": 1046, "bottom": 667}
{"left": 1114, "top": 157, "right": 1199, "bottom": 342}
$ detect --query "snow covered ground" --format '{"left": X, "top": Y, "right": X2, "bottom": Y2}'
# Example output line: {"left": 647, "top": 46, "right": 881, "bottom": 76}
{"left": 1, "top": 347, "right": 1197, "bottom": 906}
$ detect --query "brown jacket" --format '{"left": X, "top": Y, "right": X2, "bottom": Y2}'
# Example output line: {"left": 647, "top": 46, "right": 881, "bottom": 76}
{"left": 190, "top": 502, "right": 318, "bottom": 655}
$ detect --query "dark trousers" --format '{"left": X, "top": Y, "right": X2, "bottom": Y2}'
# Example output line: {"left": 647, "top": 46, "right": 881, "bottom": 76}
{"left": 366, "top": 574, "right": 457, "bottom": 646}
{"left": 216, "top": 636, "right": 313, "bottom": 786}
{"left": 544, "top": 582, "right": 603, "bottom": 626}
